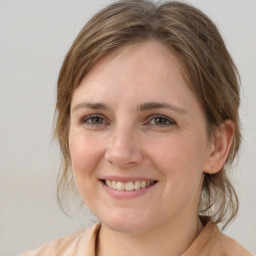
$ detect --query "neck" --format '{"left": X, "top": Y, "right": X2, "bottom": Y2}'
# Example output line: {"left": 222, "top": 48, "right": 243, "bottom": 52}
{"left": 96, "top": 215, "right": 203, "bottom": 256}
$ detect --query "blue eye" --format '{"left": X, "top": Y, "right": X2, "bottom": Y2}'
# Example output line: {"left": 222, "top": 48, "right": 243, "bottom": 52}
{"left": 148, "top": 115, "right": 175, "bottom": 126}
{"left": 82, "top": 115, "right": 107, "bottom": 126}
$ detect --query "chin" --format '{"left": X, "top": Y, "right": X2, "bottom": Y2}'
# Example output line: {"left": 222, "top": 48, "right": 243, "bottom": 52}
{"left": 100, "top": 209, "right": 155, "bottom": 234}
{"left": 105, "top": 220, "right": 150, "bottom": 234}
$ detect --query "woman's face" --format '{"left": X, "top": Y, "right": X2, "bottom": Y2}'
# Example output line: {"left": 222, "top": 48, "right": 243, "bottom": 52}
{"left": 69, "top": 41, "right": 214, "bottom": 234}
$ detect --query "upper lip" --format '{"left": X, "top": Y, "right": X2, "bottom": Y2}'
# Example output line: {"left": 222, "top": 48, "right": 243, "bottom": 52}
{"left": 100, "top": 176, "right": 158, "bottom": 183}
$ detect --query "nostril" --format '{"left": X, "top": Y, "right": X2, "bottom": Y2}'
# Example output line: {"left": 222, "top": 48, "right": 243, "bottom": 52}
{"left": 105, "top": 143, "right": 143, "bottom": 168}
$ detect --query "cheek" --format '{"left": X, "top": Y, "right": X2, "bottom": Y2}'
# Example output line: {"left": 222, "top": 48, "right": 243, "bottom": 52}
{"left": 149, "top": 132, "right": 207, "bottom": 184}
{"left": 69, "top": 134, "right": 102, "bottom": 181}
{"left": 150, "top": 134, "right": 203, "bottom": 165}
{"left": 68, "top": 135, "right": 100, "bottom": 202}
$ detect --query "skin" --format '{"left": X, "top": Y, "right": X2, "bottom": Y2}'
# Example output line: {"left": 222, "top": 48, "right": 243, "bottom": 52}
{"left": 69, "top": 41, "right": 234, "bottom": 256}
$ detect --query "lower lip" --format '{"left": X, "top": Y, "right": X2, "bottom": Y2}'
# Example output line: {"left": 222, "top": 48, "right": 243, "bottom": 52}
{"left": 100, "top": 181, "right": 156, "bottom": 199}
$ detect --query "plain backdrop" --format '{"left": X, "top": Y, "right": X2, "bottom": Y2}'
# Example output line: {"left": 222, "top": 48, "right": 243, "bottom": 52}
{"left": 0, "top": 0, "right": 255, "bottom": 255}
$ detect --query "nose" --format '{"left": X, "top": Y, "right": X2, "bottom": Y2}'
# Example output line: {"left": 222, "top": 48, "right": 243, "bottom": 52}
{"left": 105, "top": 127, "right": 143, "bottom": 169}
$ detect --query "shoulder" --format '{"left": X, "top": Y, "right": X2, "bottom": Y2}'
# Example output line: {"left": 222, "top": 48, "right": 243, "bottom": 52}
{"left": 201, "top": 220, "right": 252, "bottom": 256}
{"left": 212, "top": 231, "right": 253, "bottom": 256}
{"left": 183, "top": 218, "right": 253, "bottom": 256}
{"left": 17, "top": 223, "right": 100, "bottom": 256}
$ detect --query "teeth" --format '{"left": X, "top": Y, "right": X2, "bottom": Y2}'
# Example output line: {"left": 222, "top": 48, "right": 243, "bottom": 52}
{"left": 106, "top": 180, "right": 112, "bottom": 188}
{"left": 105, "top": 180, "right": 155, "bottom": 191}
{"left": 125, "top": 181, "right": 134, "bottom": 191}
{"left": 112, "top": 180, "right": 117, "bottom": 189}
{"left": 134, "top": 181, "right": 140, "bottom": 190}
{"left": 116, "top": 181, "right": 125, "bottom": 191}
{"left": 140, "top": 181, "right": 146, "bottom": 188}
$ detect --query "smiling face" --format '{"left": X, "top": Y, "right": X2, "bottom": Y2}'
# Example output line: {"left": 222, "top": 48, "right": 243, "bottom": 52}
{"left": 69, "top": 41, "right": 214, "bottom": 234}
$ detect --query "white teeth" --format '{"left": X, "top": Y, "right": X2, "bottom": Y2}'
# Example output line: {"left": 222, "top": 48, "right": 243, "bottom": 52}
{"left": 116, "top": 181, "right": 125, "bottom": 191}
{"left": 134, "top": 181, "right": 141, "bottom": 190}
{"left": 105, "top": 180, "right": 155, "bottom": 191}
{"left": 125, "top": 181, "right": 134, "bottom": 191}
{"left": 140, "top": 181, "right": 146, "bottom": 188}
{"left": 106, "top": 180, "right": 112, "bottom": 188}
{"left": 112, "top": 180, "right": 117, "bottom": 189}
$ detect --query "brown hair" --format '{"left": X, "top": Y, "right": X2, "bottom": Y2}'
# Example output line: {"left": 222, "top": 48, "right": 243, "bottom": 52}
{"left": 55, "top": 0, "right": 241, "bottom": 228}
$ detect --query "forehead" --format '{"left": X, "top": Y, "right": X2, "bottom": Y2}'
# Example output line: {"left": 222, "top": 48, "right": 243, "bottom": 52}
{"left": 74, "top": 41, "right": 188, "bottom": 96}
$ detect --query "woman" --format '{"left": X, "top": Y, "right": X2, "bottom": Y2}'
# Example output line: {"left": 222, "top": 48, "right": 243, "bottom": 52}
{"left": 20, "top": 0, "right": 252, "bottom": 255}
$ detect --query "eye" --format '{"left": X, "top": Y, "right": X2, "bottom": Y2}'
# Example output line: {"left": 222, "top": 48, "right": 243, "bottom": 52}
{"left": 81, "top": 114, "right": 109, "bottom": 126}
{"left": 147, "top": 115, "right": 176, "bottom": 126}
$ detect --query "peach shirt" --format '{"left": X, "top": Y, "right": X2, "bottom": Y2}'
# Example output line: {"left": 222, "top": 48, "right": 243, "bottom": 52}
{"left": 19, "top": 220, "right": 252, "bottom": 256}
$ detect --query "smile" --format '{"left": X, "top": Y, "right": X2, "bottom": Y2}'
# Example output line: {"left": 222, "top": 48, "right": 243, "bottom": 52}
{"left": 104, "top": 180, "right": 156, "bottom": 191}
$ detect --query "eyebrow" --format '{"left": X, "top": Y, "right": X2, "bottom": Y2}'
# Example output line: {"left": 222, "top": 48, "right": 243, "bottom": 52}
{"left": 139, "top": 102, "right": 187, "bottom": 114}
{"left": 72, "top": 102, "right": 109, "bottom": 113}
{"left": 72, "top": 101, "right": 187, "bottom": 114}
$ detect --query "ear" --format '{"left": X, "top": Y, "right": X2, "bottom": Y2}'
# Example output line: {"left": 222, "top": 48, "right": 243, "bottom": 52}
{"left": 203, "top": 120, "right": 235, "bottom": 174}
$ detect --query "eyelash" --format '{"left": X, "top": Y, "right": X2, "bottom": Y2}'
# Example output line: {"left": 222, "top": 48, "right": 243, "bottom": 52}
{"left": 81, "top": 114, "right": 109, "bottom": 126}
{"left": 146, "top": 114, "right": 176, "bottom": 126}
{"left": 80, "top": 114, "right": 176, "bottom": 127}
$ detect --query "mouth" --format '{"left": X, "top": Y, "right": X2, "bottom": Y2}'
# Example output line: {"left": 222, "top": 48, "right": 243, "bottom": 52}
{"left": 101, "top": 179, "right": 157, "bottom": 191}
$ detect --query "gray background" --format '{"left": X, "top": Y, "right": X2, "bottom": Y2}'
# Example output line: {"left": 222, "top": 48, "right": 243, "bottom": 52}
{"left": 0, "top": 0, "right": 255, "bottom": 255}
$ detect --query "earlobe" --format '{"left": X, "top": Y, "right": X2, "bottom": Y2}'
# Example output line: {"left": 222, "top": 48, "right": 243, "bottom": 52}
{"left": 203, "top": 120, "right": 235, "bottom": 174}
